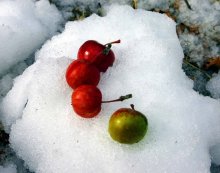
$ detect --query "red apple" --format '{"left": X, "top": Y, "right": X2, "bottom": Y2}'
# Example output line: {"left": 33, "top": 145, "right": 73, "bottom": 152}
{"left": 77, "top": 40, "right": 120, "bottom": 72}
{"left": 71, "top": 85, "right": 132, "bottom": 118}
{"left": 66, "top": 60, "right": 100, "bottom": 89}
{"left": 72, "top": 85, "right": 102, "bottom": 118}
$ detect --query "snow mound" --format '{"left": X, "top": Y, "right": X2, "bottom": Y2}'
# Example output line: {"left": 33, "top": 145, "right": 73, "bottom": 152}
{"left": 1, "top": 5, "right": 220, "bottom": 173}
{"left": 0, "top": 0, "right": 63, "bottom": 75}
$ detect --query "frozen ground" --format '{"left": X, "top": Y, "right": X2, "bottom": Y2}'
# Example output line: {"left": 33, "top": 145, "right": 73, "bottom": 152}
{"left": 1, "top": 5, "right": 220, "bottom": 173}
{"left": 207, "top": 72, "right": 220, "bottom": 99}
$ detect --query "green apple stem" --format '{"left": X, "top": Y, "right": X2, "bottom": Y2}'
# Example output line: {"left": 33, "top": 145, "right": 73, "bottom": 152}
{"left": 130, "top": 104, "right": 135, "bottom": 110}
{"left": 102, "top": 94, "right": 132, "bottom": 103}
{"left": 132, "top": 0, "right": 138, "bottom": 9}
{"left": 103, "top": 39, "right": 121, "bottom": 55}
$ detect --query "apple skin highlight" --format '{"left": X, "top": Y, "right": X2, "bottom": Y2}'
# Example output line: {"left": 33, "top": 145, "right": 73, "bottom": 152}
{"left": 77, "top": 40, "right": 120, "bottom": 72}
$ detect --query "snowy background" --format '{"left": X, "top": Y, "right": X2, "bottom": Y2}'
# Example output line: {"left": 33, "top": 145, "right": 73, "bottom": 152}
{"left": 0, "top": 0, "right": 220, "bottom": 173}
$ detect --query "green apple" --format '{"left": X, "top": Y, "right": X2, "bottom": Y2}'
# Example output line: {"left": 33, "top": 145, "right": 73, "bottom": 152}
{"left": 108, "top": 105, "right": 148, "bottom": 144}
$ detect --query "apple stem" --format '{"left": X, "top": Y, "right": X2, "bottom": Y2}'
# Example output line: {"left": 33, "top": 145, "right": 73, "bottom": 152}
{"left": 130, "top": 104, "right": 135, "bottom": 110}
{"left": 102, "top": 94, "right": 132, "bottom": 103}
{"left": 104, "top": 39, "right": 121, "bottom": 46}
{"left": 103, "top": 39, "right": 121, "bottom": 55}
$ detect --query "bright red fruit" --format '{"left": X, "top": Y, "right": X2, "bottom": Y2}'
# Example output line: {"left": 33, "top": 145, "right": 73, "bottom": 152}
{"left": 77, "top": 40, "right": 120, "bottom": 72}
{"left": 72, "top": 85, "right": 102, "bottom": 118}
{"left": 66, "top": 60, "right": 100, "bottom": 89}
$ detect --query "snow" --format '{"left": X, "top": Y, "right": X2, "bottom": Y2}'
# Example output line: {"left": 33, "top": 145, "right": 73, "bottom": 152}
{"left": 0, "top": 0, "right": 63, "bottom": 76}
{"left": 0, "top": 60, "right": 30, "bottom": 100}
{"left": 0, "top": 164, "right": 17, "bottom": 173}
{"left": 206, "top": 72, "right": 220, "bottom": 99}
{"left": 1, "top": 4, "right": 220, "bottom": 173}
{"left": 0, "top": 64, "right": 36, "bottom": 132}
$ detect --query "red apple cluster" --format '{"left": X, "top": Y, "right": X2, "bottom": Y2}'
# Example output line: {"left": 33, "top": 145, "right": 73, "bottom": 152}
{"left": 65, "top": 40, "right": 148, "bottom": 145}
{"left": 66, "top": 40, "right": 121, "bottom": 118}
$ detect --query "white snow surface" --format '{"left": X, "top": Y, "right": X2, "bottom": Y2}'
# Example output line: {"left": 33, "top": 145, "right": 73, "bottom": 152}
{"left": 0, "top": 60, "right": 30, "bottom": 101}
{"left": 0, "top": 164, "right": 17, "bottom": 173}
{"left": 207, "top": 72, "right": 220, "bottom": 99}
{"left": 0, "top": 0, "right": 63, "bottom": 75}
{"left": 1, "top": 5, "right": 220, "bottom": 173}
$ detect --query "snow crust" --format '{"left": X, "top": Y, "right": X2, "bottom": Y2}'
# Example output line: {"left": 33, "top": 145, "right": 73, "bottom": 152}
{"left": 0, "top": 0, "right": 63, "bottom": 75}
{"left": 1, "top": 5, "right": 220, "bottom": 173}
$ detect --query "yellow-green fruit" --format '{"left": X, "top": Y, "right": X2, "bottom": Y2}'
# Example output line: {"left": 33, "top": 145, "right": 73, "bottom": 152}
{"left": 108, "top": 108, "right": 148, "bottom": 144}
